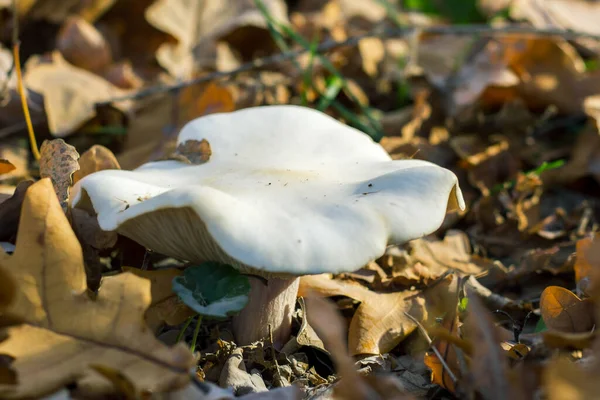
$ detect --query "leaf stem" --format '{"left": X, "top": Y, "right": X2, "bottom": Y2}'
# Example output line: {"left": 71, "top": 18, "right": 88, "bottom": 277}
{"left": 176, "top": 316, "right": 194, "bottom": 343}
{"left": 190, "top": 316, "right": 203, "bottom": 353}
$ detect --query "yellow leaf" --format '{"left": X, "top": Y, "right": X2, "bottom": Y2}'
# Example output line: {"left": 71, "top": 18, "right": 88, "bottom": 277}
{"left": 0, "top": 179, "right": 194, "bottom": 398}
{"left": 0, "top": 159, "right": 16, "bottom": 176}
{"left": 540, "top": 286, "right": 595, "bottom": 333}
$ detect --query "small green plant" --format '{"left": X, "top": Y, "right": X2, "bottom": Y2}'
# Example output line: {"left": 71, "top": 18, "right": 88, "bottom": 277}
{"left": 172, "top": 262, "right": 251, "bottom": 351}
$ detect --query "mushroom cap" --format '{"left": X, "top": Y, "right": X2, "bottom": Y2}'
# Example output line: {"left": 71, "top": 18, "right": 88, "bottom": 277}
{"left": 72, "top": 105, "right": 464, "bottom": 276}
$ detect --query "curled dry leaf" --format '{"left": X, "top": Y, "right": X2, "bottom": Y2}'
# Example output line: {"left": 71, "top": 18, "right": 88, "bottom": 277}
{"left": 122, "top": 267, "right": 195, "bottom": 332}
{"left": 39, "top": 139, "right": 80, "bottom": 212}
{"left": 540, "top": 286, "right": 595, "bottom": 333}
{"left": 0, "top": 179, "right": 194, "bottom": 398}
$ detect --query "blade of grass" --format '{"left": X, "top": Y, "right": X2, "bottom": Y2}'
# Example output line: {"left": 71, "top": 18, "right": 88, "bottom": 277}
{"left": 301, "top": 35, "right": 320, "bottom": 106}
{"left": 176, "top": 316, "right": 194, "bottom": 343}
{"left": 255, "top": 0, "right": 383, "bottom": 140}
{"left": 316, "top": 76, "right": 343, "bottom": 111}
{"left": 490, "top": 159, "right": 566, "bottom": 194}
{"left": 190, "top": 316, "right": 203, "bottom": 353}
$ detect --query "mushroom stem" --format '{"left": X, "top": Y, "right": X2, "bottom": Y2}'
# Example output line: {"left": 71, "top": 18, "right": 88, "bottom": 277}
{"left": 232, "top": 276, "right": 299, "bottom": 347}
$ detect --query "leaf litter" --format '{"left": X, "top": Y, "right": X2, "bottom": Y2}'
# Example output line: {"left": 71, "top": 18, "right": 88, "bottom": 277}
{"left": 4, "top": 0, "right": 600, "bottom": 399}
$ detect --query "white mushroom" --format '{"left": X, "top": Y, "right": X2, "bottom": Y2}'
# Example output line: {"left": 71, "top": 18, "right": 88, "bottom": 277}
{"left": 71, "top": 105, "right": 465, "bottom": 347}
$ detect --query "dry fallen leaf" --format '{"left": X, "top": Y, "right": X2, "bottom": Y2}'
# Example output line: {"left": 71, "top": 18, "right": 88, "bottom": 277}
{"left": 145, "top": 0, "right": 288, "bottom": 78}
{"left": 304, "top": 295, "right": 375, "bottom": 400}
{"left": 165, "top": 139, "right": 212, "bottom": 165}
{"left": 25, "top": 52, "right": 132, "bottom": 137}
{"left": 544, "top": 357, "right": 599, "bottom": 400}
{"left": 540, "top": 286, "right": 595, "bottom": 333}
{"left": 72, "top": 144, "right": 120, "bottom": 184}
{"left": 299, "top": 274, "right": 424, "bottom": 355}
{"left": 464, "top": 295, "right": 520, "bottom": 400}
{"left": 56, "top": 15, "right": 112, "bottom": 73}
{"left": 0, "top": 178, "right": 194, "bottom": 398}
{"left": 0, "top": 181, "right": 33, "bottom": 242}
{"left": 119, "top": 82, "right": 234, "bottom": 170}
{"left": 0, "top": 160, "right": 16, "bottom": 176}
{"left": 180, "top": 82, "right": 236, "bottom": 124}
{"left": 39, "top": 139, "right": 80, "bottom": 212}
{"left": 123, "top": 267, "right": 195, "bottom": 332}
{"left": 574, "top": 235, "right": 600, "bottom": 295}
{"left": 219, "top": 347, "right": 268, "bottom": 395}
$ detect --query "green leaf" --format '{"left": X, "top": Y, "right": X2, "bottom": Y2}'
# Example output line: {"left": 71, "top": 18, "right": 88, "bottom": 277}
{"left": 172, "top": 263, "right": 250, "bottom": 319}
{"left": 402, "top": 0, "right": 484, "bottom": 24}
{"left": 458, "top": 297, "right": 469, "bottom": 313}
{"left": 535, "top": 317, "right": 547, "bottom": 333}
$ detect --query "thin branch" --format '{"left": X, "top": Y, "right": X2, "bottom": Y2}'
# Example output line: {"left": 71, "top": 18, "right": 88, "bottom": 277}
{"left": 404, "top": 311, "right": 459, "bottom": 384}
{"left": 96, "top": 24, "right": 600, "bottom": 106}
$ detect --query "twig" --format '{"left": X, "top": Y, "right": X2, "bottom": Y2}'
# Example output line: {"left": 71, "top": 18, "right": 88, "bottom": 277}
{"left": 464, "top": 275, "right": 518, "bottom": 310}
{"left": 268, "top": 324, "right": 284, "bottom": 387}
{"left": 403, "top": 311, "right": 458, "bottom": 384}
{"left": 96, "top": 24, "right": 600, "bottom": 106}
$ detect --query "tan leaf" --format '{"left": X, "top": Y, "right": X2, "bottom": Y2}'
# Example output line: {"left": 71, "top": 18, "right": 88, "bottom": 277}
{"left": 404, "top": 230, "right": 493, "bottom": 279}
{"left": 39, "top": 139, "right": 80, "bottom": 212}
{"left": 0, "top": 179, "right": 194, "bottom": 398}
{"left": 72, "top": 145, "right": 120, "bottom": 184}
{"left": 540, "top": 286, "right": 595, "bottom": 333}
{"left": 145, "top": 0, "right": 288, "bottom": 78}
{"left": 358, "top": 38, "right": 384, "bottom": 78}
{"left": 25, "top": 52, "right": 132, "bottom": 137}
{"left": 299, "top": 274, "right": 424, "bottom": 355}
{"left": 123, "top": 267, "right": 195, "bottom": 332}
